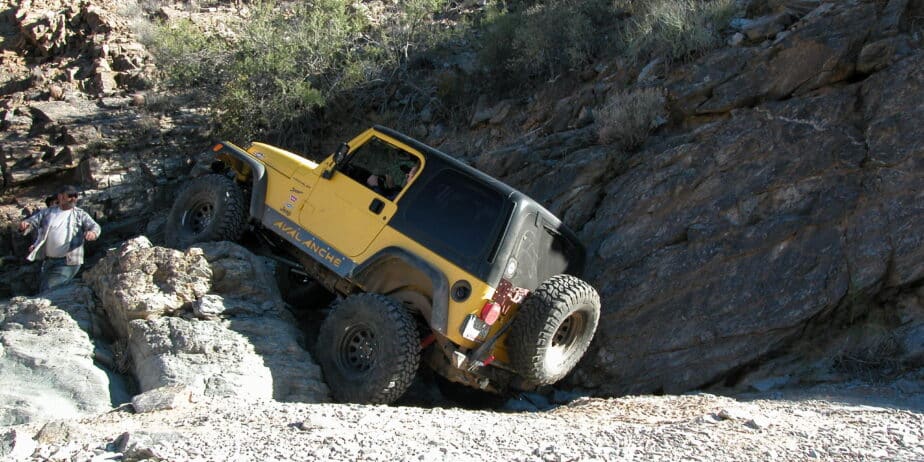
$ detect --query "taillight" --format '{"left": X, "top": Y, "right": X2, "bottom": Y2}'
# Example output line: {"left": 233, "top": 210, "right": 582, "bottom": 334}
{"left": 480, "top": 301, "right": 501, "bottom": 326}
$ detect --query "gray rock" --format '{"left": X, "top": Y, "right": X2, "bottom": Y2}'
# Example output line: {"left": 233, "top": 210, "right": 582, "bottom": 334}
{"left": 0, "top": 429, "right": 36, "bottom": 459}
{"left": 92, "top": 70, "right": 119, "bottom": 95}
{"left": 131, "top": 385, "right": 197, "bottom": 413}
{"left": 128, "top": 316, "right": 275, "bottom": 398}
{"left": 84, "top": 236, "right": 212, "bottom": 338}
{"left": 667, "top": 47, "right": 754, "bottom": 116}
{"left": 745, "top": 416, "right": 771, "bottom": 429}
{"left": 29, "top": 99, "right": 104, "bottom": 127}
{"left": 0, "top": 285, "right": 115, "bottom": 425}
{"left": 696, "top": 2, "right": 877, "bottom": 113}
{"left": 781, "top": 0, "right": 822, "bottom": 17}
{"left": 33, "top": 419, "right": 85, "bottom": 444}
{"left": 15, "top": 4, "right": 72, "bottom": 57}
{"left": 857, "top": 37, "right": 900, "bottom": 74}
{"left": 192, "top": 294, "right": 228, "bottom": 319}
{"left": 196, "top": 241, "right": 284, "bottom": 307}
{"left": 86, "top": 238, "right": 329, "bottom": 402}
{"left": 128, "top": 308, "right": 329, "bottom": 403}
{"left": 728, "top": 32, "right": 746, "bottom": 47}
{"left": 735, "top": 13, "right": 794, "bottom": 41}
{"left": 116, "top": 431, "right": 181, "bottom": 461}
{"left": 878, "top": 0, "right": 909, "bottom": 35}
{"left": 471, "top": 98, "right": 515, "bottom": 127}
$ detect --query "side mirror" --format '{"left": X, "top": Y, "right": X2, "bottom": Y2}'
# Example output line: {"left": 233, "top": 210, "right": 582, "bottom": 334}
{"left": 334, "top": 142, "right": 349, "bottom": 164}
{"left": 322, "top": 142, "right": 350, "bottom": 179}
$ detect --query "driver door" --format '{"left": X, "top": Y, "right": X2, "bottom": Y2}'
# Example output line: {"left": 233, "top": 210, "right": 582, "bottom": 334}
{"left": 299, "top": 167, "right": 397, "bottom": 258}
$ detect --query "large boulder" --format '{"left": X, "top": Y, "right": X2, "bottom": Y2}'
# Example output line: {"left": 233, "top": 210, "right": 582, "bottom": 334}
{"left": 83, "top": 237, "right": 212, "bottom": 339}
{"left": 0, "top": 285, "right": 118, "bottom": 425}
{"left": 84, "top": 237, "right": 330, "bottom": 403}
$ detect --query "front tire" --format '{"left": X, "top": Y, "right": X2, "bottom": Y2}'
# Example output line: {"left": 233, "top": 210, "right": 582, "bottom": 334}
{"left": 316, "top": 294, "right": 420, "bottom": 404}
{"left": 507, "top": 274, "right": 600, "bottom": 387}
{"left": 165, "top": 174, "right": 245, "bottom": 249}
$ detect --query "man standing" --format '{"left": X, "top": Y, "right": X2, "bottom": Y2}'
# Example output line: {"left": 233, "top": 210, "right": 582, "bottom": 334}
{"left": 18, "top": 185, "right": 101, "bottom": 292}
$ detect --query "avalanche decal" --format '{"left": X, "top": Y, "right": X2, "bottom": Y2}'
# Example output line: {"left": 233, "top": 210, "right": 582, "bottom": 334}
{"left": 263, "top": 209, "right": 356, "bottom": 277}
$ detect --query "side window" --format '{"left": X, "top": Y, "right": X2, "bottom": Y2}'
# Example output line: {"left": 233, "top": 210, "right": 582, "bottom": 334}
{"left": 404, "top": 169, "right": 507, "bottom": 266}
{"left": 341, "top": 137, "right": 420, "bottom": 200}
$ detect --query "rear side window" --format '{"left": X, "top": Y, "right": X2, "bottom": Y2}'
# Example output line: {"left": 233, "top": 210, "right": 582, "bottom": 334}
{"left": 509, "top": 213, "right": 584, "bottom": 290}
{"left": 402, "top": 169, "right": 508, "bottom": 272}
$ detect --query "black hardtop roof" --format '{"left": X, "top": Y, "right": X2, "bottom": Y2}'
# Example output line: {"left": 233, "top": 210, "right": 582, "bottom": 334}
{"left": 373, "top": 125, "right": 564, "bottom": 227}
{"left": 374, "top": 125, "right": 514, "bottom": 193}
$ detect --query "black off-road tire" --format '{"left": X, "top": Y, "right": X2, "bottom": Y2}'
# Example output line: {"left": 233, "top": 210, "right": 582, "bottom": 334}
{"left": 165, "top": 174, "right": 246, "bottom": 249}
{"left": 507, "top": 274, "right": 600, "bottom": 387}
{"left": 316, "top": 293, "right": 420, "bottom": 404}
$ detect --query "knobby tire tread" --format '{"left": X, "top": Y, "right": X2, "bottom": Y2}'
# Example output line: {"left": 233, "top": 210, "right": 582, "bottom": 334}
{"left": 317, "top": 293, "right": 420, "bottom": 404}
{"left": 508, "top": 274, "right": 600, "bottom": 386}
{"left": 166, "top": 174, "right": 245, "bottom": 248}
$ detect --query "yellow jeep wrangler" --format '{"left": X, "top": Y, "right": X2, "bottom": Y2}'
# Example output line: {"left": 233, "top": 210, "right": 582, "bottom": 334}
{"left": 165, "top": 126, "right": 600, "bottom": 404}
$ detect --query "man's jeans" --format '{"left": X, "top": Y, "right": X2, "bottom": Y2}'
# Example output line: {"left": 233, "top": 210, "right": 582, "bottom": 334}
{"left": 40, "top": 258, "right": 81, "bottom": 292}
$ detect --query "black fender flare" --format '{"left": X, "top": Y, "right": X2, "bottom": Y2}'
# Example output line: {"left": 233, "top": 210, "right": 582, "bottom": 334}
{"left": 350, "top": 247, "right": 450, "bottom": 335}
{"left": 207, "top": 142, "right": 268, "bottom": 221}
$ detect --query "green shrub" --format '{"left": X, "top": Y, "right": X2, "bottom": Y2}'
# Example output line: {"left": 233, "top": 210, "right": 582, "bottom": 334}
{"left": 214, "top": 0, "right": 361, "bottom": 142}
{"left": 478, "top": 0, "right": 623, "bottom": 86}
{"left": 620, "top": 0, "right": 736, "bottom": 63}
{"left": 145, "top": 0, "right": 449, "bottom": 144}
{"left": 596, "top": 87, "right": 667, "bottom": 150}
{"left": 144, "top": 18, "right": 229, "bottom": 91}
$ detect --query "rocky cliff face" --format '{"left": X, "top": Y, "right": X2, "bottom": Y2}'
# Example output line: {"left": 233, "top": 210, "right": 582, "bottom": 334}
{"left": 0, "top": 0, "right": 921, "bottom": 417}
{"left": 472, "top": 0, "right": 924, "bottom": 394}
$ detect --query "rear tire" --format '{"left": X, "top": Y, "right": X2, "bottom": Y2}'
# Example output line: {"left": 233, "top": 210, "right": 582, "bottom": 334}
{"left": 316, "top": 293, "right": 420, "bottom": 404}
{"left": 507, "top": 274, "right": 600, "bottom": 387}
{"left": 165, "top": 174, "right": 245, "bottom": 249}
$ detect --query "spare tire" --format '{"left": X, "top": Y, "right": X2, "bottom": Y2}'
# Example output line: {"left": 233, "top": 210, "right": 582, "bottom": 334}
{"left": 507, "top": 274, "right": 600, "bottom": 387}
{"left": 165, "top": 174, "right": 246, "bottom": 249}
{"left": 315, "top": 293, "right": 420, "bottom": 404}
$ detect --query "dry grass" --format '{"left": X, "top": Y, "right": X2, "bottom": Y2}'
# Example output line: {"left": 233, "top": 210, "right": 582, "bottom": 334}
{"left": 620, "top": 0, "right": 737, "bottom": 63}
{"left": 596, "top": 87, "right": 667, "bottom": 150}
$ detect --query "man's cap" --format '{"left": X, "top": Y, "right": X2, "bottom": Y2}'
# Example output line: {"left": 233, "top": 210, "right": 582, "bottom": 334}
{"left": 59, "top": 185, "right": 79, "bottom": 195}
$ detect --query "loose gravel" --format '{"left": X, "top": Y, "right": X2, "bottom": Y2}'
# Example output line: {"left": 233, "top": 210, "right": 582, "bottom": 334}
{"left": 4, "top": 379, "right": 923, "bottom": 461}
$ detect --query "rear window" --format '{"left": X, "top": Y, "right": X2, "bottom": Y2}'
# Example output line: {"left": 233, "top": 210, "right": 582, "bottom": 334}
{"left": 402, "top": 169, "right": 508, "bottom": 273}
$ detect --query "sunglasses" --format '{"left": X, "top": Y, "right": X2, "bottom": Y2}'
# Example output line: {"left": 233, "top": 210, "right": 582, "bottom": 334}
{"left": 65, "top": 193, "right": 78, "bottom": 198}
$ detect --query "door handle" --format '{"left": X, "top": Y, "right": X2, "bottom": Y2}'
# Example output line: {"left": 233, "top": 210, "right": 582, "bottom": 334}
{"left": 369, "top": 198, "right": 384, "bottom": 214}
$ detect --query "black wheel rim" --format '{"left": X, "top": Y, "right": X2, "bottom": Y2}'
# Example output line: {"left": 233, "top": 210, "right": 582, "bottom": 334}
{"left": 337, "top": 324, "right": 377, "bottom": 374}
{"left": 182, "top": 201, "right": 214, "bottom": 234}
{"left": 547, "top": 311, "right": 587, "bottom": 365}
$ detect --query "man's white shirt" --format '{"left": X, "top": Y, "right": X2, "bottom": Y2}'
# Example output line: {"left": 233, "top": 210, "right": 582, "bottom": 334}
{"left": 44, "top": 208, "right": 73, "bottom": 258}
